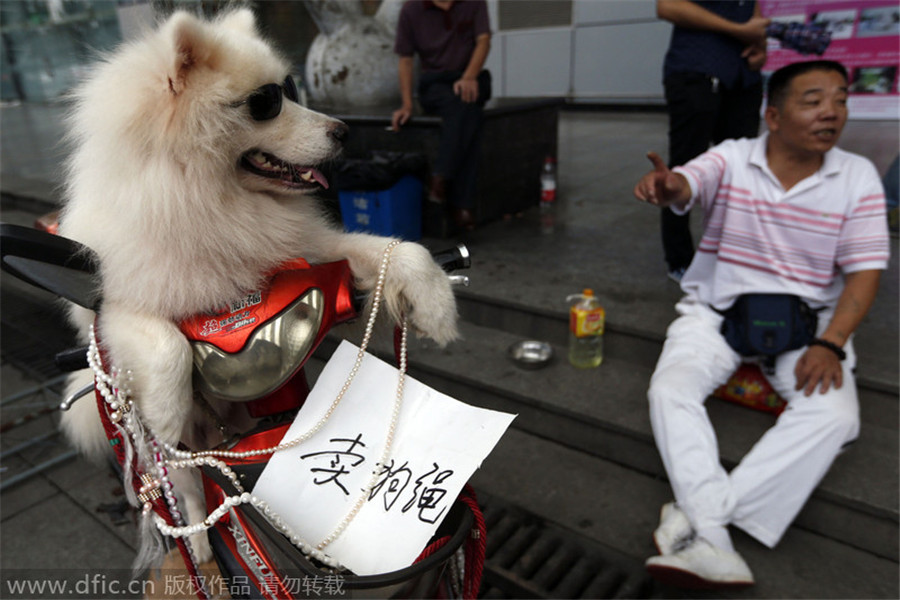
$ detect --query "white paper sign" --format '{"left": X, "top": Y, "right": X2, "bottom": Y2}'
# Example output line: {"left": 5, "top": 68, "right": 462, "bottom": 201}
{"left": 252, "top": 340, "right": 515, "bottom": 575}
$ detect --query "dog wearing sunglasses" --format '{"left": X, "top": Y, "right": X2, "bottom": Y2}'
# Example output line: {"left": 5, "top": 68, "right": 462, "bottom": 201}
{"left": 57, "top": 9, "right": 458, "bottom": 566}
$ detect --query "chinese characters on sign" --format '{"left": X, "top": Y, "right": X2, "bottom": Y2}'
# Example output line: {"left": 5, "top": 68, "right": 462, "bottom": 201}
{"left": 301, "top": 434, "right": 367, "bottom": 495}
{"left": 300, "top": 435, "right": 455, "bottom": 525}
{"left": 253, "top": 340, "right": 515, "bottom": 575}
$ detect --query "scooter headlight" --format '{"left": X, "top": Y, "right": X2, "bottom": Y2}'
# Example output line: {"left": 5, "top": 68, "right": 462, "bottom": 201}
{"left": 190, "top": 289, "right": 324, "bottom": 402}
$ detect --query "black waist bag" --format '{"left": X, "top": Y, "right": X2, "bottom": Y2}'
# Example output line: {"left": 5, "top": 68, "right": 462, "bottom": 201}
{"left": 718, "top": 294, "right": 819, "bottom": 371}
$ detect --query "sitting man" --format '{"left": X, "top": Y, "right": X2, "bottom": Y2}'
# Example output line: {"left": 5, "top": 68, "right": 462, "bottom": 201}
{"left": 633, "top": 60, "right": 889, "bottom": 588}
{"left": 391, "top": 0, "right": 491, "bottom": 230}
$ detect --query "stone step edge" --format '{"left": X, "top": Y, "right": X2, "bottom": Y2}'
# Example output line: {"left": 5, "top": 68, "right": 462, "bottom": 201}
{"left": 308, "top": 338, "right": 897, "bottom": 562}
{"left": 471, "top": 427, "right": 900, "bottom": 598}
{"left": 316, "top": 331, "right": 899, "bottom": 525}
{"left": 422, "top": 314, "right": 898, "bottom": 524}
{"left": 406, "top": 343, "right": 898, "bottom": 521}
{"left": 404, "top": 353, "right": 899, "bottom": 563}
{"left": 454, "top": 288, "right": 900, "bottom": 396}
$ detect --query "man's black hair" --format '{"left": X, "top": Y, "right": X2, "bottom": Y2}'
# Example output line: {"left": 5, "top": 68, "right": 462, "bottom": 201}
{"left": 767, "top": 60, "right": 849, "bottom": 109}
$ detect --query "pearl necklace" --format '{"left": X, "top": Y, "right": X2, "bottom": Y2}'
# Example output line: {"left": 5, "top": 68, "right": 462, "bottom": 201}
{"left": 89, "top": 241, "right": 408, "bottom": 570}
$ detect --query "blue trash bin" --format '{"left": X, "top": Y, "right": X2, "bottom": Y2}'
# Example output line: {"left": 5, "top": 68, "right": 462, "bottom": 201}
{"left": 338, "top": 174, "right": 423, "bottom": 241}
{"left": 334, "top": 152, "right": 426, "bottom": 241}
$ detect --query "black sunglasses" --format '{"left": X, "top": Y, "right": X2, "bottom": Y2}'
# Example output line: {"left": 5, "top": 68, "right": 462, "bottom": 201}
{"left": 232, "top": 75, "right": 299, "bottom": 121}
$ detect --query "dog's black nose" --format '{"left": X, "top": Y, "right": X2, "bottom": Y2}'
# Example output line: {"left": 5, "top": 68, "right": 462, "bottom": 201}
{"left": 330, "top": 122, "right": 349, "bottom": 143}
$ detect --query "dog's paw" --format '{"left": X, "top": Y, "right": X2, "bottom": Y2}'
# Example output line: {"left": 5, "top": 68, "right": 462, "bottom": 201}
{"left": 190, "top": 530, "right": 213, "bottom": 564}
{"left": 166, "top": 468, "right": 214, "bottom": 564}
{"left": 59, "top": 370, "right": 109, "bottom": 461}
{"left": 384, "top": 242, "right": 459, "bottom": 346}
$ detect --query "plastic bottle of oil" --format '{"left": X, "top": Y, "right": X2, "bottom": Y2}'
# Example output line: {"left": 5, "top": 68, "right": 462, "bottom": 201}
{"left": 567, "top": 289, "right": 604, "bottom": 368}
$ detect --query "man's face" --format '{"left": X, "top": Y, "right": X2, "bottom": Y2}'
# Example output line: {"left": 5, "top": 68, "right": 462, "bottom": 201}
{"left": 766, "top": 69, "right": 849, "bottom": 157}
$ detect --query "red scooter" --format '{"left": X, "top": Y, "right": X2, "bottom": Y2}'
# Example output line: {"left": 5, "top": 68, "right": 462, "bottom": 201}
{"left": 1, "top": 222, "right": 482, "bottom": 600}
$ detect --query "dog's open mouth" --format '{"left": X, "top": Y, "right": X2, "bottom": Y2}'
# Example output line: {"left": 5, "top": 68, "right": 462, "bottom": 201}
{"left": 240, "top": 150, "right": 329, "bottom": 190}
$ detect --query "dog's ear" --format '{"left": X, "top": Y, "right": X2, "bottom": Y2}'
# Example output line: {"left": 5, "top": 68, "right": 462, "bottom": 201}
{"left": 218, "top": 8, "right": 257, "bottom": 35}
{"left": 166, "top": 11, "right": 215, "bottom": 96}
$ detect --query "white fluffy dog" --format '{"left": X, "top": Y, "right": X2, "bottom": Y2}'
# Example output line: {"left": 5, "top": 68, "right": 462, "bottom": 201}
{"left": 58, "top": 9, "right": 458, "bottom": 564}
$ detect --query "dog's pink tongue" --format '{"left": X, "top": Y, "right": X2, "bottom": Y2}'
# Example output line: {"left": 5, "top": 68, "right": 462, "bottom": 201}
{"left": 310, "top": 169, "right": 329, "bottom": 190}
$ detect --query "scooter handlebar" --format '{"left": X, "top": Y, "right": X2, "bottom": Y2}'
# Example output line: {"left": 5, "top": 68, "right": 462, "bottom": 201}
{"left": 351, "top": 243, "right": 472, "bottom": 309}
{"left": 431, "top": 244, "right": 471, "bottom": 273}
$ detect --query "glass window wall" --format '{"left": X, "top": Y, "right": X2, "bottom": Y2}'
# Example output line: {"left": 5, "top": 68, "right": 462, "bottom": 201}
{"left": 1, "top": 1, "right": 122, "bottom": 102}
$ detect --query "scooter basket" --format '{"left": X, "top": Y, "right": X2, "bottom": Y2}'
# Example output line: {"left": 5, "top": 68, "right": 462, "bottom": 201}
{"left": 201, "top": 424, "right": 481, "bottom": 599}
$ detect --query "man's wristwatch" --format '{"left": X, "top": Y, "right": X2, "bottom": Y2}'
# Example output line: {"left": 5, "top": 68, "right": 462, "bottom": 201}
{"left": 809, "top": 338, "right": 846, "bottom": 361}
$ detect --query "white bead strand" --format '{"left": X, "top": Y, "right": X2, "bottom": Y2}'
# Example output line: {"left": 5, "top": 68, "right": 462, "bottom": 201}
{"left": 92, "top": 240, "right": 412, "bottom": 571}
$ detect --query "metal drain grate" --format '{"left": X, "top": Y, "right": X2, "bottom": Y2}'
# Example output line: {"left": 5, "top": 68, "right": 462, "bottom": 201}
{"left": 477, "top": 491, "right": 662, "bottom": 599}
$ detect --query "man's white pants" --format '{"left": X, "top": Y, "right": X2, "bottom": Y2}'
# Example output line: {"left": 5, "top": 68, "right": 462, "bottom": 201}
{"left": 648, "top": 297, "right": 860, "bottom": 548}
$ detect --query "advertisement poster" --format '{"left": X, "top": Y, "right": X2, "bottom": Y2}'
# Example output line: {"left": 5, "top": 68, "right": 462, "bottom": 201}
{"left": 761, "top": 0, "right": 900, "bottom": 119}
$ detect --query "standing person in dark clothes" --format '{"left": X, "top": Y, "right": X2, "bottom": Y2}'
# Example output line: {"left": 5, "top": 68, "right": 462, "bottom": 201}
{"left": 657, "top": 0, "right": 770, "bottom": 282}
{"left": 391, "top": 0, "right": 491, "bottom": 231}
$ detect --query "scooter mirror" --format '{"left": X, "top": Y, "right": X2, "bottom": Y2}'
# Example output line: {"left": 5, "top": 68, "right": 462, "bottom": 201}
{"left": 0, "top": 223, "right": 101, "bottom": 310}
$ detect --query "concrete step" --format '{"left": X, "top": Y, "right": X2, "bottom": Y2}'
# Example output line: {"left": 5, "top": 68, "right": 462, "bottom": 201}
{"left": 471, "top": 427, "right": 899, "bottom": 599}
{"left": 434, "top": 227, "right": 898, "bottom": 397}
{"left": 355, "top": 314, "right": 899, "bottom": 562}
{"left": 454, "top": 287, "right": 900, "bottom": 397}
{"left": 307, "top": 341, "right": 898, "bottom": 598}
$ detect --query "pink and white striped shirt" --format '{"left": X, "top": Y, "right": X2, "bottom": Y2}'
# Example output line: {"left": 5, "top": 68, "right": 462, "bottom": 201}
{"left": 675, "top": 134, "right": 889, "bottom": 310}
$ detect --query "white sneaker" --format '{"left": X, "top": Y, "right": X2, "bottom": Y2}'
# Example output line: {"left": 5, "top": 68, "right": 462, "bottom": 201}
{"left": 653, "top": 502, "right": 694, "bottom": 555}
{"left": 645, "top": 537, "right": 755, "bottom": 589}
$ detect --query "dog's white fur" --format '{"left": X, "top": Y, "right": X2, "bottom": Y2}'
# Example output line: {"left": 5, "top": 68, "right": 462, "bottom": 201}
{"left": 58, "top": 9, "right": 458, "bottom": 564}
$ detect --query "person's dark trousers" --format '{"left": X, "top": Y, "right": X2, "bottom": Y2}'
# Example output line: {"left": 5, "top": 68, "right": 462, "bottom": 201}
{"left": 662, "top": 72, "right": 763, "bottom": 272}
{"left": 418, "top": 69, "right": 492, "bottom": 211}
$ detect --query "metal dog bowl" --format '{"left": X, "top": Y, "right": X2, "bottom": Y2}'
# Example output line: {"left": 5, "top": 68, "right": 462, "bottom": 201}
{"left": 508, "top": 340, "right": 553, "bottom": 370}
